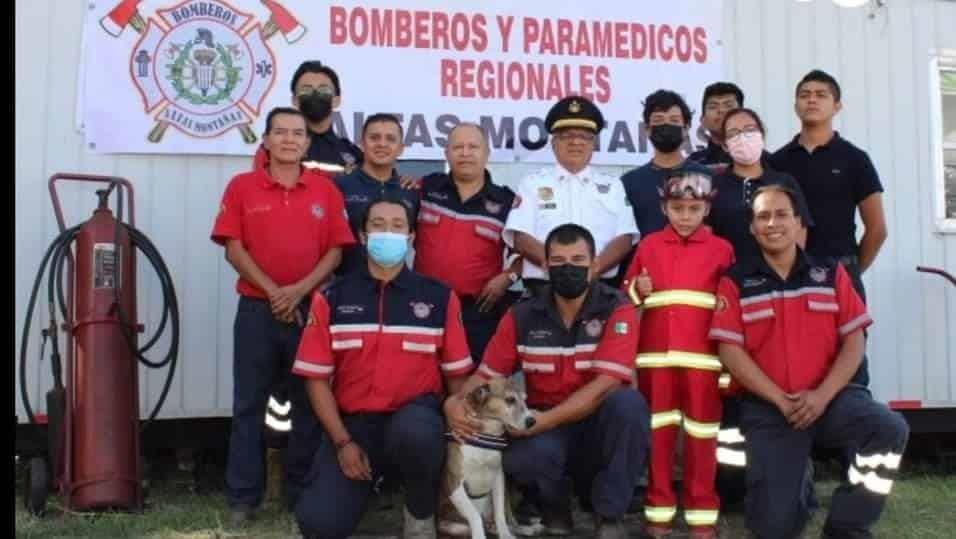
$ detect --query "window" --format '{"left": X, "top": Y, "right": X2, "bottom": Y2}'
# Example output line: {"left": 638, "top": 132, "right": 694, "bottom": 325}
{"left": 932, "top": 54, "right": 956, "bottom": 232}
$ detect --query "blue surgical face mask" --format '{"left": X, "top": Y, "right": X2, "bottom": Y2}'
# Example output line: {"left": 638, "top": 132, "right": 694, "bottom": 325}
{"left": 366, "top": 232, "right": 409, "bottom": 268}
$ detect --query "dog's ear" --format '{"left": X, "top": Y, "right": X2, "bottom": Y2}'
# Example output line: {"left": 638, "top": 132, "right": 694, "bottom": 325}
{"left": 467, "top": 384, "right": 491, "bottom": 409}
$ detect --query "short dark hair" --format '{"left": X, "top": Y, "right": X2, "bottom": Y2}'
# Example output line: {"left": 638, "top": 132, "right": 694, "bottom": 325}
{"left": 721, "top": 107, "right": 767, "bottom": 137}
{"left": 362, "top": 113, "right": 404, "bottom": 139}
{"left": 796, "top": 69, "right": 841, "bottom": 102}
{"left": 750, "top": 184, "right": 801, "bottom": 218}
{"left": 290, "top": 61, "right": 341, "bottom": 96}
{"left": 361, "top": 195, "right": 416, "bottom": 233}
{"left": 642, "top": 89, "right": 693, "bottom": 126}
{"left": 701, "top": 82, "right": 744, "bottom": 110}
{"left": 544, "top": 224, "right": 596, "bottom": 260}
{"left": 264, "top": 107, "right": 307, "bottom": 135}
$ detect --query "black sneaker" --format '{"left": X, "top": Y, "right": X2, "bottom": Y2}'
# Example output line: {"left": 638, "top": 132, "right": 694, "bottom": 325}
{"left": 595, "top": 516, "right": 628, "bottom": 539}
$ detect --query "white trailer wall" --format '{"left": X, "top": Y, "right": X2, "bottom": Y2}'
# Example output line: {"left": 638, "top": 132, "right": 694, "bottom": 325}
{"left": 15, "top": 0, "right": 956, "bottom": 421}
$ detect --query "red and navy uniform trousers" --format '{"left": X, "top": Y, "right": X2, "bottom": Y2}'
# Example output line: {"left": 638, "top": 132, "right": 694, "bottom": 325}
{"left": 477, "top": 283, "right": 650, "bottom": 520}
{"left": 291, "top": 267, "right": 473, "bottom": 539}
{"left": 211, "top": 168, "right": 354, "bottom": 511}
{"left": 621, "top": 225, "right": 734, "bottom": 531}
{"left": 414, "top": 171, "right": 517, "bottom": 365}
{"left": 710, "top": 253, "right": 909, "bottom": 539}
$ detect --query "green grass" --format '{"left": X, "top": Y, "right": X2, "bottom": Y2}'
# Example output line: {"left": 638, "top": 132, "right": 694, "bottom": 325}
{"left": 14, "top": 469, "right": 956, "bottom": 538}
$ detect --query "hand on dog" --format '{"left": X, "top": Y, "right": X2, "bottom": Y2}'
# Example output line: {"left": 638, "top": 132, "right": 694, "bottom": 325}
{"left": 444, "top": 394, "right": 483, "bottom": 441}
{"left": 337, "top": 442, "right": 372, "bottom": 481}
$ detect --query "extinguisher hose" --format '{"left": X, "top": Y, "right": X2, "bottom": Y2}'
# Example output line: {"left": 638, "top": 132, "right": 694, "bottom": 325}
{"left": 19, "top": 225, "right": 81, "bottom": 424}
{"left": 112, "top": 223, "right": 181, "bottom": 427}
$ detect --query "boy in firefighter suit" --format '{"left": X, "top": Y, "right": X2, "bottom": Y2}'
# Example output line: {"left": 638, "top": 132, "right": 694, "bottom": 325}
{"left": 620, "top": 172, "right": 734, "bottom": 539}
{"left": 709, "top": 185, "right": 908, "bottom": 539}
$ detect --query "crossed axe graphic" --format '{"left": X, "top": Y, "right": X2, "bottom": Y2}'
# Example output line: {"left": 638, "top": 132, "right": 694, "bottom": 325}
{"left": 100, "top": 0, "right": 306, "bottom": 43}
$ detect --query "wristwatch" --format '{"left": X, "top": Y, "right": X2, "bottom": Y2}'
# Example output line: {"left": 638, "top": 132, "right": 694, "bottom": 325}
{"left": 507, "top": 271, "right": 520, "bottom": 284}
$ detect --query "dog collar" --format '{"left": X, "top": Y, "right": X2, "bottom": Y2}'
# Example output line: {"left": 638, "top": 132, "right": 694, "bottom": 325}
{"left": 445, "top": 432, "right": 509, "bottom": 451}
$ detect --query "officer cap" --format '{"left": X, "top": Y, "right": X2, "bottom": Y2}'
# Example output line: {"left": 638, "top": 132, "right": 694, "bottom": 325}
{"left": 545, "top": 96, "right": 606, "bottom": 134}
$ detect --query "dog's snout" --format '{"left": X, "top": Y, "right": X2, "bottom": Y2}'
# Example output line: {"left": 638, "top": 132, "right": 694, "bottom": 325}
{"left": 525, "top": 416, "right": 536, "bottom": 429}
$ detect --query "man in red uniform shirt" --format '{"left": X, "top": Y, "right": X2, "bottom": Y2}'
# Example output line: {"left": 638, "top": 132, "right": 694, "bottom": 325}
{"left": 446, "top": 224, "right": 650, "bottom": 538}
{"left": 620, "top": 172, "right": 734, "bottom": 539}
{"left": 414, "top": 123, "right": 521, "bottom": 364}
{"left": 709, "top": 185, "right": 907, "bottom": 539}
{"left": 210, "top": 107, "right": 355, "bottom": 524}
{"left": 291, "top": 197, "right": 473, "bottom": 538}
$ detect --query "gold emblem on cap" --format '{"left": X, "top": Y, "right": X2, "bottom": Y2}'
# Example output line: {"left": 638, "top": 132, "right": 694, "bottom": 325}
{"left": 569, "top": 100, "right": 581, "bottom": 113}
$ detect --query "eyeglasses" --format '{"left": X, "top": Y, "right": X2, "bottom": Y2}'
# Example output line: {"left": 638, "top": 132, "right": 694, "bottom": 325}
{"left": 296, "top": 85, "right": 335, "bottom": 98}
{"left": 725, "top": 125, "right": 762, "bottom": 140}
{"left": 554, "top": 132, "right": 595, "bottom": 143}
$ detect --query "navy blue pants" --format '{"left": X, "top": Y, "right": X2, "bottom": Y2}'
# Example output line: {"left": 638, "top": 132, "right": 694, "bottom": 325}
{"left": 225, "top": 297, "right": 323, "bottom": 509}
{"left": 503, "top": 388, "right": 650, "bottom": 519}
{"left": 295, "top": 394, "right": 446, "bottom": 539}
{"left": 740, "top": 386, "right": 909, "bottom": 539}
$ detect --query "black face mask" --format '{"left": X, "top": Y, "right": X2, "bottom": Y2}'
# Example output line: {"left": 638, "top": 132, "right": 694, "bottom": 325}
{"left": 298, "top": 92, "right": 333, "bottom": 123}
{"left": 649, "top": 124, "right": 685, "bottom": 153}
{"left": 549, "top": 263, "right": 590, "bottom": 299}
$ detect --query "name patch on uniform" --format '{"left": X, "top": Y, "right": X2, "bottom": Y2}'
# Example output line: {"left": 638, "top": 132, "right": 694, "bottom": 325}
{"left": 311, "top": 203, "right": 325, "bottom": 219}
{"left": 528, "top": 329, "right": 553, "bottom": 340}
{"left": 247, "top": 204, "right": 272, "bottom": 215}
{"left": 411, "top": 302, "right": 433, "bottom": 319}
{"left": 337, "top": 304, "right": 366, "bottom": 315}
{"left": 484, "top": 200, "right": 502, "bottom": 214}
{"left": 809, "top": 267, "right": 829, "bottom": 283}
{"left": 345, "top": 194, "right": 369, "bottom": 203}
{"left": 742, "top": 277, "right": 766, "bottom": 288}
{"left": 585, "top": 319, "right": 604, "bottom": 337}
{"left": 537, "top": 187, "right": 554, "bottom": 201}
{"left": 428, "top": 191, "right": 449, "bottom": 201}
{"left": 538, "top": 203, "right": 557, "bottom": 210}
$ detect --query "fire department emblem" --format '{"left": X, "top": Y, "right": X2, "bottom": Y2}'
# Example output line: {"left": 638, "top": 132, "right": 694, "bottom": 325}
{"left": 585, "top": 319, "right": 603, "bottom": 337}
{"left": 595, "top": 183, "right": 610, "bottom": 194}
{"left": 311, "top": 203, "right": 324, "bottom": 219}
{"left": 102, "top": 0, "right": 306, "bottom": 144}
{"left": 537, "top": 187, "right": 554, "bottom": 201}
{"left": 484, "top": 200, "right": 502, "bottom": 214}
{"left": 412, "top": 302, "right": 432, "bottom": 319}
{"left": 809, "top": 266, "right": 829, "bottom": 283}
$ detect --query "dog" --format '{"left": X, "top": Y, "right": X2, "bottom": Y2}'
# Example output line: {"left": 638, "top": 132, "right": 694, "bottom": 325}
{"left": 438, "top": 378, "right": 537, "bottom": 539}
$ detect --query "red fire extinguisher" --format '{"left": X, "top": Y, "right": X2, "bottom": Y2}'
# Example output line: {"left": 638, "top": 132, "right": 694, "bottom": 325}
{"left": 19, "top": 174, "right": 180, "bottom": 515}
{"left": 70, "top": 188, "right": 141, "bottom": 509}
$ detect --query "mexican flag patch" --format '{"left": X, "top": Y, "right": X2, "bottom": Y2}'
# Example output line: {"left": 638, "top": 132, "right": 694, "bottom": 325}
{"left": 614, "top": 322, "right": 629, "bottom": 335}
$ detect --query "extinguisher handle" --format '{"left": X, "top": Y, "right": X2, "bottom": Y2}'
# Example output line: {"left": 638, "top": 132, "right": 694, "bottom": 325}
{"left": 48, "top": 173, "right": 135, "bottom": 233}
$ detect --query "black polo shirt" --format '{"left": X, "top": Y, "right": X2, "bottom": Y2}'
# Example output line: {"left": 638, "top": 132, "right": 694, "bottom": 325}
{"left": 708, "top": 169, "right": 814, "bottom": 260}
{"left": 769, "top": 132, "right": 883, "bottom": 258}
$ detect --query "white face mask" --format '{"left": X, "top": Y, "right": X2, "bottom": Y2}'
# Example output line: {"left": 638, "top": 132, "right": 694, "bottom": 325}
{"left": 727, "top": 131, "right": 765, "bottom": 165}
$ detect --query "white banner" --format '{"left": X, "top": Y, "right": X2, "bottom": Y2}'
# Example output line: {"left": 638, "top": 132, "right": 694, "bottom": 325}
{"left": 78, "top": 0, "right": 723, "bottom": 165}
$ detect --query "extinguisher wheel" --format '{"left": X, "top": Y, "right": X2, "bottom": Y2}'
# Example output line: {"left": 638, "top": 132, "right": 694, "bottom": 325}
{"left": 25, "top": 456, "right": 49, "bottom": 516}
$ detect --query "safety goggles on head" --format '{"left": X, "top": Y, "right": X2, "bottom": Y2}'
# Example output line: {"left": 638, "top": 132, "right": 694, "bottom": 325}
{"left": 658, "top": 172, "right": 717, "bottom": 201}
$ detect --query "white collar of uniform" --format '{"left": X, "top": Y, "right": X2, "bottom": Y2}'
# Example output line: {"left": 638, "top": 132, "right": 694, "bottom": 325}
{"left": 555, "top": 164, "right": 592, "bottom": 183}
